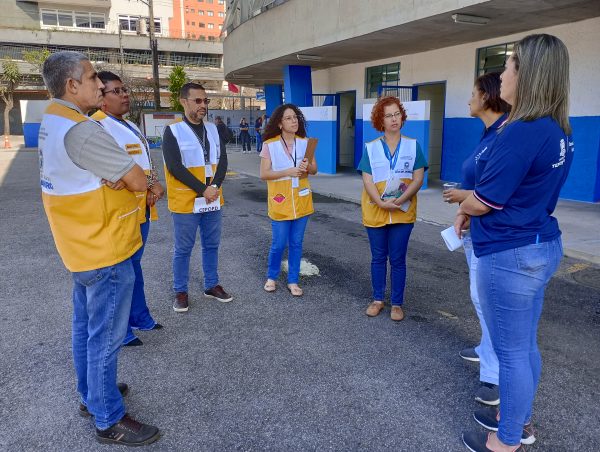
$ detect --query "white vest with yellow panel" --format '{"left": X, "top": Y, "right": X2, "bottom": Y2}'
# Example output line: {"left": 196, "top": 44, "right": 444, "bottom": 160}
{"left": 164, "top": 119, "right": 223, "bottom": 213}
{"left": 91, "top": 110, "right": 157, "bottom": 223}
{"left": 265, "top": 136, "right": 314, "bottom": 221}
{"left": 39, "top": 102, "right": 142, "bottom": 272}
{"left": 361, "top": 136, "right": 418, "bottom": 227}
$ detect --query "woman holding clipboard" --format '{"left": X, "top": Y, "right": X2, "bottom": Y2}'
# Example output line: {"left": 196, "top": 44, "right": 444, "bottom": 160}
{"left": 259, "top": 104, "right": 318, "bottom": 297}
{"left": 358, "top": 96, "right": 428, "bottom": 321}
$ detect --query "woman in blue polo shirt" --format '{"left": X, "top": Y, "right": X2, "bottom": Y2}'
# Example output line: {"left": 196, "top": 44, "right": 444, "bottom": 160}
{"left": 358, "top": 96, "right": 427, "bottom": 322}
{"left": 444, "top": 72, "right": 509, "bottom": 407}
{"left": 458, "top": 34, "right": 574, "bottom": 452}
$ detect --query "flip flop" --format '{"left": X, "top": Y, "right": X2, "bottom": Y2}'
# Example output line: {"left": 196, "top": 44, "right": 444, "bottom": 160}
{"left": 264, "top": 280, "right": 276, "bottom": 292}
{"left": 287, "top": 284, "right": 303, "bottom": 297}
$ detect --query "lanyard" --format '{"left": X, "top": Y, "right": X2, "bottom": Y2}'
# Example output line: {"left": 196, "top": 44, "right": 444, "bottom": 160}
{"left": 382, "top": 137, "right": 401, "bottom": 171}
{"left": 106, "top": 114, "right": 150, "bottom": 158}
{"left": 281, "top": 136, "right": 297, "bottom": 167}
{"left": 187, "top": 121, "right": 209, "bottom": 162}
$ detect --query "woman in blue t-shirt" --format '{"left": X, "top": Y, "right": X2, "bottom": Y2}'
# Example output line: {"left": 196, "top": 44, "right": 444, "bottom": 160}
{"left": 444, "top": 72, "right": 509, "bottom": 407}
{"left": 458, "top": 34, "right": 574, "bottom": 452}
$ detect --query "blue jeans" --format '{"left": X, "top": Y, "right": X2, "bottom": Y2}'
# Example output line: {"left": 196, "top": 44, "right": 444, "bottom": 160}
{"left": 123, "top": 212, "right": 157, "bottom": 345}
{"left": 72, "top": 259, "right": 135, "bottom": 429}
{"left": 172, "top": 210, "right": 222, "bottom": 292}
{"left": 240, "top": 132, "right": 251, "bottom": 152}
{"left": 463, "top": 234, "right": 499, "bottom": 385}
{"left": 366, "top": 222, "right": 414, "bottom": 305}
{"left": 256, "top": 132, "right": 262, "bottom": 152}
{"left": 267, "top": 216, "right": 309, "bottom": 284}
{"left": 476, "top": 238, "right": 563, "bottom": 446}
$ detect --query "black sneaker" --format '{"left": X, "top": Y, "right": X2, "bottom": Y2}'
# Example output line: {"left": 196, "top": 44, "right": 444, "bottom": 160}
{"left": 173, "top": 292, "right": 189, "bottom": 312}
{"left": 462, "top": 430, "right": 526, "bottom": 451}
{"left": 96, "top": 414, "right": 160, "bottom": 446}
{"left": 460, "top": 347, "right": 480, "bottom": 362}
{"left": 79, "top": 383, "right": 129, "bottom": 418}
{"left": 473, "top": 407, "right": 536, "bottom": 445}
{"left": 204, "top": 285, "right": 233, "bottom": 303}
{"left": 475, "top": 382, "right": 500, "bottom": 406}
{"left": 123, "top": 337, "right": 143, "bottom": 347}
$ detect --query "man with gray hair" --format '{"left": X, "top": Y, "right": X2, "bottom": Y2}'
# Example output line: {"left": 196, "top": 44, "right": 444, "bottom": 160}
{"left": 39, "top": 51, "right": 160, "bottom": 446}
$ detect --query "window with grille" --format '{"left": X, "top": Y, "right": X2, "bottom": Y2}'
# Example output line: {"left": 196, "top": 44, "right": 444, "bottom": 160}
{"left": 365, "top": 62, "right": 400, "bottom": 99}
{"left": 476, "top": 42, "right": 515, "bottom": 76}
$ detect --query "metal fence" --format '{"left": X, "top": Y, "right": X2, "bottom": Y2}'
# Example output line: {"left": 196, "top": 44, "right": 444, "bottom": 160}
{"left": 377, "top": 85, "right": 415, "bottom": 102}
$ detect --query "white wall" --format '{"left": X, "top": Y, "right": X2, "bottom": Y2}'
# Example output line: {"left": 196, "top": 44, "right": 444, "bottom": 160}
{"left": 313, "top": 17, "right": 600, "bottom": 119}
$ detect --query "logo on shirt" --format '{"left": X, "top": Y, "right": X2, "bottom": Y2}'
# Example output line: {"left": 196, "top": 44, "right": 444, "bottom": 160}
{"left": 475, "top": 146, "right": 488, "bottom": 164}
{"left": 273, "top": 193, "right": 286, "bottom": 203}
{"left": 552, "top": 139, "right": 567, "bottom": 168}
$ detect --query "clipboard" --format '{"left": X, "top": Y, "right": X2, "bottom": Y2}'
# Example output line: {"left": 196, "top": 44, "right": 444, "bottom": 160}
{"left": 300, "top": 138, "right": 318, "bottom": 179}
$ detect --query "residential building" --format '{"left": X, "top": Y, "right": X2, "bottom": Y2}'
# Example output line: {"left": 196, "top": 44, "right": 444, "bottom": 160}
{"left": 170, "top": 0, "right": 227, "bottom": 41}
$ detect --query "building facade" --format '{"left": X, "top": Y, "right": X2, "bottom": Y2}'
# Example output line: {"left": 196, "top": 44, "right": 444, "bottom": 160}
{"left": 170, "top": 0, "right": 227, "bottom": 40}
{"left": 223, "top": 0, "right": 600, "bottom": 203}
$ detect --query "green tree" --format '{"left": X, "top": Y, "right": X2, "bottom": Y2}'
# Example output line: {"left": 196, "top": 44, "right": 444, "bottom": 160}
{"left": 0, "top": 58, "right": 21, "bottom": 138}
{"left": 168, "top": 66, "right": 186, "bottom": 112}
{"left": 22, "top": 48, "right": 51, "bottom": 74}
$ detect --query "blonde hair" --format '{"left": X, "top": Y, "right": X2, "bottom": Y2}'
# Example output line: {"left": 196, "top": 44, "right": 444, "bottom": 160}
{"left": 507, "top": 34, "right": 571, "bottom": 134}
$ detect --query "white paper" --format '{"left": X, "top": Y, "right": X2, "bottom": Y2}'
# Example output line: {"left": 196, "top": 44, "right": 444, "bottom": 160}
{"left": 441, "top": 226, "right": 463, "bottom": 251}
{"left": 193, "top": 196, "right": 221, "bottom": 213}
{"left": 205, "top": 164, "right": 214, "bottom": 178}
{"left": 291, "top": 176, "right": 299, "bottom": 189}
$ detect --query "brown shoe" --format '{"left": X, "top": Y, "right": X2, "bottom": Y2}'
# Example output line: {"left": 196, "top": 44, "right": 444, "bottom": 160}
{"left": 204, "top": 285, "right": 233, "bottom": 303}
{"left": 366, "top": 301, "right": 385, "bottom": 317}
{"left": 173, "top": 292, "right": 189, "bottom": 312}
{"left": 391, "top": 306, "right": 405, "bottom": 321}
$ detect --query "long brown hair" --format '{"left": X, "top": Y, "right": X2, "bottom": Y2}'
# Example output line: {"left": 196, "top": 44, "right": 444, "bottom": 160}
{"left": 262, "top": 104, "right": 307, "bottom": 141}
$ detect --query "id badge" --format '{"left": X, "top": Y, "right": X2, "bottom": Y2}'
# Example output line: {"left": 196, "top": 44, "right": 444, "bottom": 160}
{"left": 205, "top": 164, "right": 214, "bottom": 178}
{"left": 292, "top": 177, "right": 299, "bottom": 189}
{"left": 193, "top": 196, "right": 221, "bottom": 213}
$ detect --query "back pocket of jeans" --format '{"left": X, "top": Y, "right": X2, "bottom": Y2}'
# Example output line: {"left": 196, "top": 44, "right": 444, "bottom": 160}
{"left": 515, "top": 243, "right": 549, "bottom": 274}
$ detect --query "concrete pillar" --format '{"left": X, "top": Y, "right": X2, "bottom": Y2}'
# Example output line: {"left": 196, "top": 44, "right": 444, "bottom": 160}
{"left": 283, "top": 65, "right": 313, "bottom": 107}
{"left": 264, "top": 84, "right": 283, "bottom": 116}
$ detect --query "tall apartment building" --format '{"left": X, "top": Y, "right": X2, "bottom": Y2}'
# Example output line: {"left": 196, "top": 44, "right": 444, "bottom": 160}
{"left": 170, "top": 0, "right": 227, "bottom": 41}
{"left": 0, "top": 0, "right": 225, "bottom": 133}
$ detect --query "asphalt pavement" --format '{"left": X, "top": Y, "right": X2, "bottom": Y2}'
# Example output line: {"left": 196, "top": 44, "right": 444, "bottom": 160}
{"left": 0, "top": 148, "right": 599, "bottom": 451}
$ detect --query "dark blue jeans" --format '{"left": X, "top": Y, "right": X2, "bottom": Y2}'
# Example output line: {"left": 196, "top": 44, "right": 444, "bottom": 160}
{"left": 172, "top": 210, "right": 222, "bottom": 292}
{"left": 267, "top": 216, "right": 309, "bottom": 284}
{"left": 477, "top": 238, "right": 563, "bottom": 446}
{"left": 72, "top": 258, "right": 135, "bottom": 429}
{"left": 365, "top": 222, "right": 414, "bottom": 305}
{"left": 123, "top": 211, "right": 157, "bottom": 345}
{"left": 240, "top": 132, "right": 251, "bottom": 152}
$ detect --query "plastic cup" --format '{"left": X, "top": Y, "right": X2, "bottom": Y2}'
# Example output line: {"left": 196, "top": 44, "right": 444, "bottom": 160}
{"left": 443, "top": 182, "right": 461, "bottom": 191}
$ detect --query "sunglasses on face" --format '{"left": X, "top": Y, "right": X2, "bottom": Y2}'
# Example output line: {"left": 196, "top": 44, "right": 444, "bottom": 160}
{"left": 186, "top": 97, "right": 211, "bottom": 105}
{"left": 103, "top": 87, "right": 129, "bottom": 96}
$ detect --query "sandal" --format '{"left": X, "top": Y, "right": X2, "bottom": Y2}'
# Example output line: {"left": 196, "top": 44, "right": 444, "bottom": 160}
{"left": 287, "top": 284, "right": 303, "bottom": 297}
{"left": 264, "top": 279, "right": 277, "bottom": 292}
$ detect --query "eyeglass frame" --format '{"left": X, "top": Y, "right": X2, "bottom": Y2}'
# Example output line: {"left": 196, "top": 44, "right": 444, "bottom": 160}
{"left": 383, "top": 111, "right": 403, "bottom": 119}
{"left": 102, "top": 86, "right": 129, "bottom": 96}
{"left": 185, "top": 97, "right": 211, "bottom": 105}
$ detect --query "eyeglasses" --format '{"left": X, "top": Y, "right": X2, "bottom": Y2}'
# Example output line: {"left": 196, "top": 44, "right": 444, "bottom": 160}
{"left": 103, "top": 87, "right": 129, "bottom": 96}
{"left": 383, "top": 111, "right": 403, "bottom": 119}
{"left": 283, "top": 115, "right": 298, "bottom": 122}
{"left": 186, "top": 97, "right": 211, "bottom": 105}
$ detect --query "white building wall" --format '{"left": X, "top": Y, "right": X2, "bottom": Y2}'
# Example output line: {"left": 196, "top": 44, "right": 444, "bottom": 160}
{"left": 313, "top": 17, "right": 600, "bottom": 119}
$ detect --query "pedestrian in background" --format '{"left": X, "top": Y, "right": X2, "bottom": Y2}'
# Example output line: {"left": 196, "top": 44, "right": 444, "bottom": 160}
{"left": 93, "top": 71, "right": 164, "bottom": 347}
{"left": 459, "top": 34, "right": 574, "bottom": 452}
{"left": 259, "top": 104, "right": 317, "bottom": 297}
{"left": 358, "top": 96, "right": 428, "bottom": 321}
{"left": 443, "top": 72, "right": 509, "bottom": 405}
{"left": 39, "top": 51, "right": 159, "bottom": 446}
{"left": 255, "top": 115, "right": 264, "bottom": 152}
{"left": 239, "top": 117, "right": 251, "bottom": 153}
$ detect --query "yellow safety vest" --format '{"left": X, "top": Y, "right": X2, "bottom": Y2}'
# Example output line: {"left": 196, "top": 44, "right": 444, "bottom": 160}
{"left": 163, "top": 119, "right": 224, "bottom": 213}
{"left": 361, "top": 136, "right": 418, "bottom": 227}
{"left": 39, "top": 102, "right": 141, "bottom": 272}
{"left": 91, "top": 110, "right": 158, "bottom": 223}
{"left": 265, "top": 136, "right": 314, "bottom": 221}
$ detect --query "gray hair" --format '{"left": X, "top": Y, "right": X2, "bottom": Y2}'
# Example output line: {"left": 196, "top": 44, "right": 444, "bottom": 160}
{"left": 508, "top": 34, "right": 571, "bottom": 135}
{"left": 42, "top": 51, "right": 89, "bottom": 98}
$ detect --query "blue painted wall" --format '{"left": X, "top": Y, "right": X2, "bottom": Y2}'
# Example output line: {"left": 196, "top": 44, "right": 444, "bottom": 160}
{"left": 307, "top": 119, "right": 337, "bottom": 174}
{"left": 362, "top": 119, "right": 431, "bottom": 189}
{"left": 441, "top": 116, "right": 600, "bottom": 202}
{"left": 283, "top": 65, "right": 313, "bottom": 107}
{"left": 264, "top": 84, "right": 283, "bottom": 117}
{"left": 354, "top": 118, "right": 364, "bottom": 168}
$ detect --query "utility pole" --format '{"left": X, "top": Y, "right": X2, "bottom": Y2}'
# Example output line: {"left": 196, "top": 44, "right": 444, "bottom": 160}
{"left": 147, "top": 0, "right": 161, "bottom": 110}
{"left": 118, "top": 25, "right": 125, "bottom": 76}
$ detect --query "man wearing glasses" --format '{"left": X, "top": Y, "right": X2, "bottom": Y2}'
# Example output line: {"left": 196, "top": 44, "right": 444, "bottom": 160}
{"left": 91, "top": 71, "right": 164, "bottom": 347}
{"left": 162, "top": 82, "right": 232, "bottom": 312}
